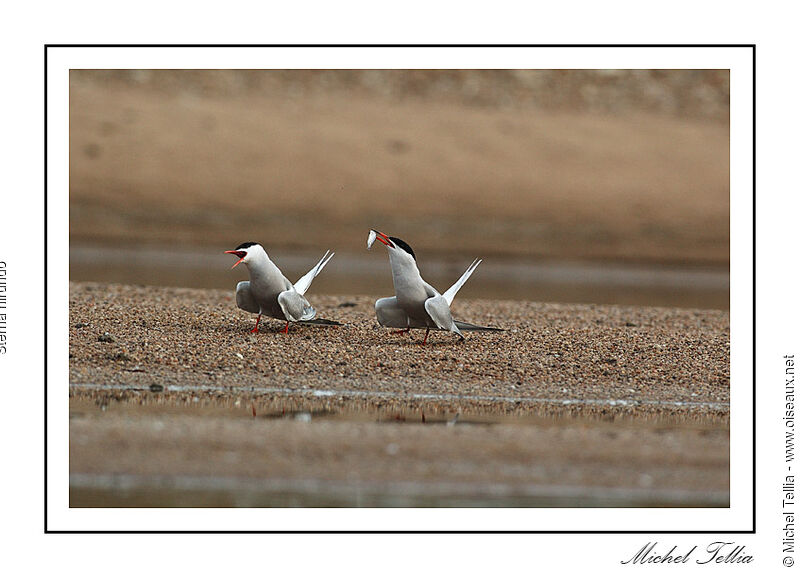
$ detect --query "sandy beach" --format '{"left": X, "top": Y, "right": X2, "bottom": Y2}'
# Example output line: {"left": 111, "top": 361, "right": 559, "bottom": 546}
{"left": 69, "top": 282, "right": 729, "bottom": 507}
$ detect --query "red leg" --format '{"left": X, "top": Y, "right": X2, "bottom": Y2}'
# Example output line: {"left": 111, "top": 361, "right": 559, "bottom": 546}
{"left": 250, "top": 314, "right": 261, "bottom": 333}
{"left": 422, "top": 328, "right": 430, "bottom": 345}
{"left": 282, "top": 321, "right": 290, "bottom": 334}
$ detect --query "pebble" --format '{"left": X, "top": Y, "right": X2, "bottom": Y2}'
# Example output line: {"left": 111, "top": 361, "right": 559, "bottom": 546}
{"left": 68, "top": 282, "right": 730, "bottom": 420}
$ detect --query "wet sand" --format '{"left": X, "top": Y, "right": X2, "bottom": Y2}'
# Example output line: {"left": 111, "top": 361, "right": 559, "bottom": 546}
{"left": 69, "top": 282, "right": 730, "bottom": 507}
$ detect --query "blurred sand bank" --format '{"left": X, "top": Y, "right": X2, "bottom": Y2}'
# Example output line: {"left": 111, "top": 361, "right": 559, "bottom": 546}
{"left": 70, "top": 70, "right": 729, "bottom": 266}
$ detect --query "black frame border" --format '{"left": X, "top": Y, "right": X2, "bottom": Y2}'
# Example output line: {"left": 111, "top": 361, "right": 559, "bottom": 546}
{"left": 47, "top": 43, "right": 755, "bottom": 534}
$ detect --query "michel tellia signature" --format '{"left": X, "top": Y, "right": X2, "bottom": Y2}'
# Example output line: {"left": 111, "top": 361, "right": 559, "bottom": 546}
{"left": 621, "top": 542, "right": 754, "bottom": 565}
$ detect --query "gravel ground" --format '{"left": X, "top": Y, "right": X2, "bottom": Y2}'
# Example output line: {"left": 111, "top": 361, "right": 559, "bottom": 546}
{"left": 68, "top": 282, "right": 730, "bottom": 507}
{"left": 69, "top": 282, "right": 730, "bottom": 420}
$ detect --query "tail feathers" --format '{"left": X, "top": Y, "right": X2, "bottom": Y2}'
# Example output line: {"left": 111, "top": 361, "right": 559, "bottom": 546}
{"left": 296, "top": 318, "right": 344, "bottom": 327}
{"left": 293, "top": 250, "right": 335, "bottom": 296}
{"left": 454, "top": 320, "right": 504, "bottom": 332}
{"left": 443, "top": 258, "right": 482, "bottom": 306}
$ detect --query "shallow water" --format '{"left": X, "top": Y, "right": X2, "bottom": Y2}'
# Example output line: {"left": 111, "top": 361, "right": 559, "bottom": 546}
{"left": 70, "top": 244, "right": 729, "bottom": 309}
{"left": 69, "top": 474, "right": 729, "bottom": 508}
{"left": 69, "top": 384, "right": 729, "bottom": 508}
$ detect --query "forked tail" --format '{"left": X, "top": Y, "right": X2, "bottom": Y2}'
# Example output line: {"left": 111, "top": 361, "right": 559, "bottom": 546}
{"left": 293, "top": 250, "right": 335, "bottom": 296}
{"left": 443, "top": 258, "right": 482, "bottom": 305}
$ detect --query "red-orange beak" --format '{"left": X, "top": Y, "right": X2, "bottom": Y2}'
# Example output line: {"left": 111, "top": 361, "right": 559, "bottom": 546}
{"left": 225, "top": 250, "right": 247, "bottom": 269}
{"left": 374, "top": 231, "right": 394, "bottom": 248}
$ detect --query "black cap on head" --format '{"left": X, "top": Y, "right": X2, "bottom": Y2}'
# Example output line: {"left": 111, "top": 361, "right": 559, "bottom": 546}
{"left": 389, "top": 237, "right": 415, "bottom": 261}
{"left": 235, "top": 242, "right": 258, "bottom": 250}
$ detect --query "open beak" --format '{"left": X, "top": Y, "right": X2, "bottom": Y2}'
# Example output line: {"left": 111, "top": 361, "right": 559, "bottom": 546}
{"left": 373, "top": 230, "right": 394, "bottom": 248}
{"left": 225, "top": 250, "right": 247, "bottom": 269}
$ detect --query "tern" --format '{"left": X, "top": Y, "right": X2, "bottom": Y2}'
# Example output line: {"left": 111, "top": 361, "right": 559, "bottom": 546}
{"left": 367, "top": 230, "right": 503, "bottom": 344}
{"left": 225, "top": 242, "right": 340, "bottom": 333}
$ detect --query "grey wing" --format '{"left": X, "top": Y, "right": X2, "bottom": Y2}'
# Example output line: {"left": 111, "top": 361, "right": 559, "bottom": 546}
{"left": 423, "top": 295, "right": 462, "bottom": 336}
{"left": 278, "top": 289, "right": 316, "bottom": 322}
{"left": 375, "top": 296, "right": 414, "bottom": 328}
{"left": 235, "top": 281, "right": 260, "bottom": 314}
